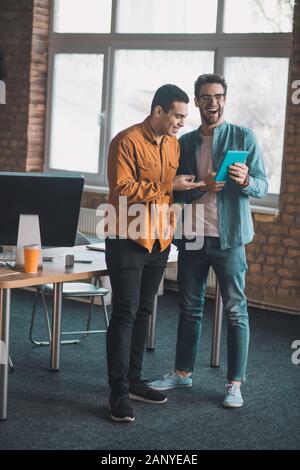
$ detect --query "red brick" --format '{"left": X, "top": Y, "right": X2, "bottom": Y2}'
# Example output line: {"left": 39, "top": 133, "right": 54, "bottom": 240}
{"left": 266, "top": 256, "right": 282, "bottom": 266}
{"left": 287, "top": 248, "right": 300, "bottom": 258}
{"left": 277, "top": 268, "right": 299, "bottom": 278}
{"left": 281, "top": 279, "right": 300, "bottom": 288}
{"left": 268, "top": 235, "right": 281, "bottom": 244}
{"left": 263, "top": 265, "right": 276, "bottom": 274}
{"left": 249, "top": 263, "right": 262, "bottom": 273}
{"left": 283, "top": 238, "right": 299, "bottom": 248}
{"left": 264, "top": 245, "right": 285, "bottom": 256}
{"left": 283, "top": 257, "right": 297, "bottom": 268}
{"left": 277, "top": 288, "right": 292, "bottom": 298}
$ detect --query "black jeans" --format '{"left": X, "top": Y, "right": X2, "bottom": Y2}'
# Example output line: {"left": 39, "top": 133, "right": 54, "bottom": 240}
{"left": 105, "top": 238, "right": 170, "bottom": 396}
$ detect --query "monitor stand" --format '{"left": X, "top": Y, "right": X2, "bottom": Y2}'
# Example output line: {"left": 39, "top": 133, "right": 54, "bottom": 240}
{"left": 15, "top": 214, "right": 43, "bottom": 269}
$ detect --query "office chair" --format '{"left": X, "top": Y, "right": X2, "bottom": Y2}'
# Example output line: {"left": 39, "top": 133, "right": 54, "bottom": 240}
{"left": 29, "top": 232, "right": 110, "bottom": 347}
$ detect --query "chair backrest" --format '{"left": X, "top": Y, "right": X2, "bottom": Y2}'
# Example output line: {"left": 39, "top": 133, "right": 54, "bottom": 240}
{"left": 75, "top": 231, "right": 90, "bottom": 246}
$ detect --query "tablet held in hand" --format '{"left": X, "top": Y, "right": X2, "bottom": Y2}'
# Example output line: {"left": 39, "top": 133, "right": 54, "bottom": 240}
{"left": 215, "top": 150, "right": 248, "bottom": 182}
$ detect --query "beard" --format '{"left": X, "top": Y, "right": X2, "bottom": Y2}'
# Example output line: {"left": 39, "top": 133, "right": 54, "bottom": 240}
{"left": 201, "top": 106, "right": 224, "bottom": 126}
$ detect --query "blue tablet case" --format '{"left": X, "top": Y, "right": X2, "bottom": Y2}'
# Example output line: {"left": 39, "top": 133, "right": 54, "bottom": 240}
{"left": 214, "top": 150, "right": 249, "bottom": 182}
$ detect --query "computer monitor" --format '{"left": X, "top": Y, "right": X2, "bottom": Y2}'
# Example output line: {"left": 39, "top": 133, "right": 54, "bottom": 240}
{"left": 0, "top": 172, "right": 84, "bottom": 247}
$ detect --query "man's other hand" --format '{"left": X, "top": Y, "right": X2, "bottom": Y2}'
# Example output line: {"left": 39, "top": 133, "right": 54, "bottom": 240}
{"left": 172, "top": 175, "right": 202, "bottom": 191}
{"left": 200, "top": 172, "right": 225, "bottom": 193}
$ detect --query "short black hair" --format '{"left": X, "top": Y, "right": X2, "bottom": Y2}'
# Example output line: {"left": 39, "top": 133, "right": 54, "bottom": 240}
{"left": 151, "top": 84, "right": 189, "bottom": 114}
{"left": 194, "top": 73, "right": 227, "bottom": 98}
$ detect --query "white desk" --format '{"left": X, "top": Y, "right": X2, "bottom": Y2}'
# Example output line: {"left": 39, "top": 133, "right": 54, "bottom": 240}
{"left": 0, "top": 246, "right": 107, "bottom": 420}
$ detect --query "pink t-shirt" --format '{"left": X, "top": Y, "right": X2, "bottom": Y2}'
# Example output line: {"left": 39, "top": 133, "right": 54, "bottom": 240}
{"left": 193, "top": 133, "right": 219, "bottom": 237}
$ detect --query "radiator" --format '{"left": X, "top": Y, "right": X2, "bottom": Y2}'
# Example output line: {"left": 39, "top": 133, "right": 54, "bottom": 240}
{"left": 78, "top": 208, "right": 112, "bottom": 304}
{"left": 78, "top": 208, "right": 99, "bottom": 236}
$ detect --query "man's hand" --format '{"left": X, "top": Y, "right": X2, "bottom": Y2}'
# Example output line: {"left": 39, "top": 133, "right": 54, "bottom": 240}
{"left": 172, "top": 175, "right": 203, "bottom": 191}
{"left": 200, "top": 172, "right": 225, "bottom": 193}
{"left": 228, "top": 163, "right": 249, "bottom": 186}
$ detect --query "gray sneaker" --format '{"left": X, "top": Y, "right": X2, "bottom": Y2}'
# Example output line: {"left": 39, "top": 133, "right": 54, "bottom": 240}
{"left": 222, "top": 384, "right": 244, "bottom": 408}
{"left": 148, "top": 371, "right": 192, "bottom": 391}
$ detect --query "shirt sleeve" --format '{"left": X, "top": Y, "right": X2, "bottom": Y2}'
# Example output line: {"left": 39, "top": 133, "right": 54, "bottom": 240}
{"left": 240, "top": 129, "right": 268, "bottom": 199}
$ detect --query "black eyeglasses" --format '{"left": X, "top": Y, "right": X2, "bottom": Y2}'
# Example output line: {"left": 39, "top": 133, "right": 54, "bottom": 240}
{"left": 198, "top": 94, "right": 225, "bottom": 103}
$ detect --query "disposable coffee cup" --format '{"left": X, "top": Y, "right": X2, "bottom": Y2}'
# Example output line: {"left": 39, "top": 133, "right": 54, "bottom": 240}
{"left": 23, "top": 244, "right": 40, "bottom": 274}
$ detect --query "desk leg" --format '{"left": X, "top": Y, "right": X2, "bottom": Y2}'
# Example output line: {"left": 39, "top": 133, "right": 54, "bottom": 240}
{"left": 0, "top": 288, "right": 11, "bottom": 420}
{"left": 147, "top": 294, "right": 158, "bottom": 351}
{"left": 211, "top": 280, "right": 223, "bottom": 368}
{"left": 51, "top": 282, "right": 63, "bottom": 371}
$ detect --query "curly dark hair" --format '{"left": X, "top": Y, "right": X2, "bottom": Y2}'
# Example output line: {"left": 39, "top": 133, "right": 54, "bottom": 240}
{"left": 194, "top": 73, "right": 227, "bottom": 98}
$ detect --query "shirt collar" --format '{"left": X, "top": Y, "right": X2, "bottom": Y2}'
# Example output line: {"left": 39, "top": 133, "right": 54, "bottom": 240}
{"left": 142, "top": 117, "right": 169, "bottom": 145}
{"left": 197, "top": 120, "right": 227, "bottom": 140}
{"left": 213, "top": 120, "right": 227, "bottom": 133}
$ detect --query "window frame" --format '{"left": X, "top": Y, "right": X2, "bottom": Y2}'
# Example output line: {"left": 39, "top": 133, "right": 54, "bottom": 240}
{"left": 45, "top": 0, "right": 293, "bottom": 204}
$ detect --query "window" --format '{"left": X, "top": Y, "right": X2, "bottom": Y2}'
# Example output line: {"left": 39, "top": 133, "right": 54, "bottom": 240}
{"left": 111, "top": 50, "right": 214, "bottom": 138}
{"left": 47, "top": 0, "right": 295, "bottom": 198}
{"left": 116, "top": 0, "right": 218, "bottom": 34}
{"left": 54, "top": 0, "right": 112, "bottom": 33}
{"left": 49, "top": 54, "right": 104, "bottom": 174}
{"left": 224, "top": 56, "right": 289, "bottom": 194}
{"left": 224, "top": 0, "right": 294, "bottom": 33}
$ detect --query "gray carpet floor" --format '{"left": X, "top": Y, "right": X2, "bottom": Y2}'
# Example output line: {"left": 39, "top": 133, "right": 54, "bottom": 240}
{"left": 0, "top": 289, "right": 300, "bottom": 450}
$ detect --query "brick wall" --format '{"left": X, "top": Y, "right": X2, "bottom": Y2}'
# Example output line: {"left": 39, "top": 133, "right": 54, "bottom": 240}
{"left": 0, "top": 0, "right": 49, "bottom": 172}
{"left": 26, "top": 0, "right": 49, "bottom": 171}
{"left": 245, "top": 0, "right": 300, "bottom": 312}
{"left": 0, "top": 0, "right": 34, "bottom": 171}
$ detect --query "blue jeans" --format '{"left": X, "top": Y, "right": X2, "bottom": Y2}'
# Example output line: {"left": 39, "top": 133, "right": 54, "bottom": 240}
{"left": 175, "top": 237, "right": 249, "bottom": 382}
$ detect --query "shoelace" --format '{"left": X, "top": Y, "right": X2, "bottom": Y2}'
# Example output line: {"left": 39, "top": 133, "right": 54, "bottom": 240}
{"left": 163, "top": 371, "right": 191, "bottom": 381}
{"left": 114, "top": 395, "right": 129, "bottom": 408}
{"left": 131, "top": 382, "right": 148, "bottom": 392}
{"left": 225, "top": 384, "right": 240, "bottom": 397}
{"left": 163, "top": 372, "right": 174, "bottom": 379}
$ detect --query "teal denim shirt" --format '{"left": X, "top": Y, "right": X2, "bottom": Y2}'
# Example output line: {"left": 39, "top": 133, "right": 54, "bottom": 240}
{"left": 174, "top": 121, "right": 268, "bottom": 250}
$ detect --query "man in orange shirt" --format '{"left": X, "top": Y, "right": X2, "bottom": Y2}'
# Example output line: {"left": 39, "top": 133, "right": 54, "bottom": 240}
{"left": 106, "top": 84, "right": 200, "bottom": 422}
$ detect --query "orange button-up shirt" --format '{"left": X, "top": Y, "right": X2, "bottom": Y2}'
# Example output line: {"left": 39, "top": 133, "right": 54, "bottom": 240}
{"left": 107, "top": 117, "right": 179, "bottom": 252}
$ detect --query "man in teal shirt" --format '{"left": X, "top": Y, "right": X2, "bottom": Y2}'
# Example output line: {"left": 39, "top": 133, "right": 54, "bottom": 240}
{"left": 149, "top": 73, "right": 268, "bottom": 407}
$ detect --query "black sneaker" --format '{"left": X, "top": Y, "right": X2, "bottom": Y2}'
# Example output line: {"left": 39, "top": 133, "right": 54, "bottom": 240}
{"left": 109, "top": 394, "right": 135, "bottom": 422}
{"left": 129, "top": 381, "right": 168, "bottom": 404}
